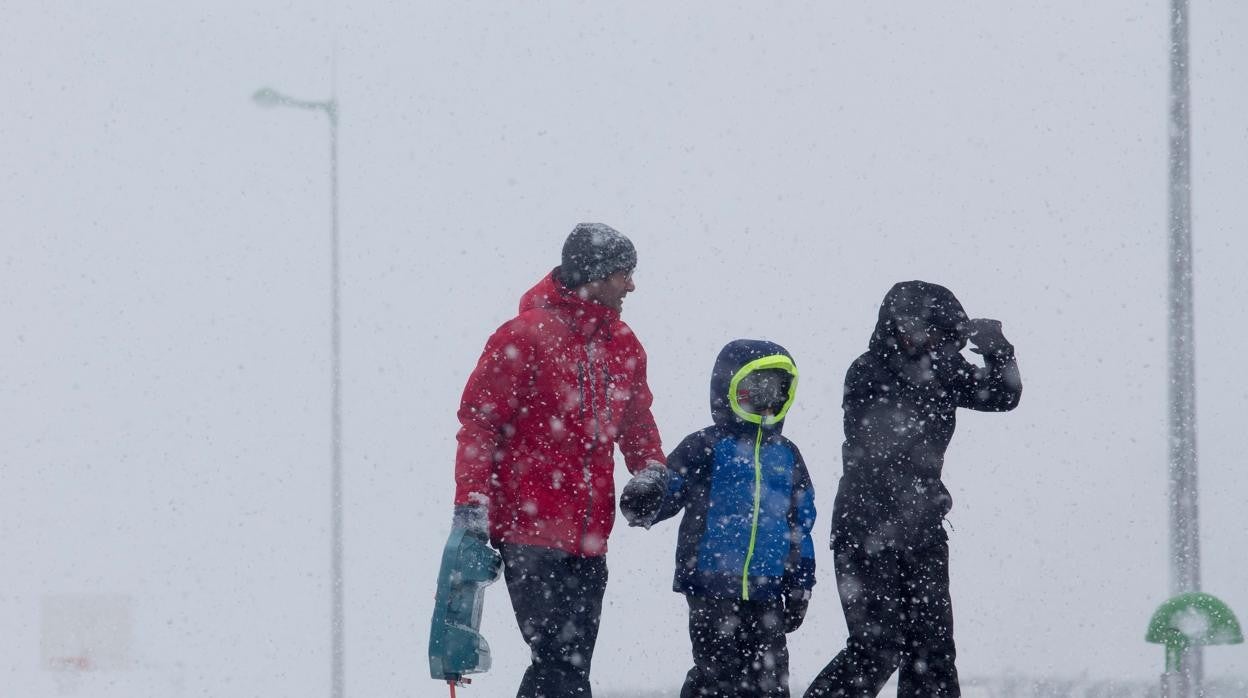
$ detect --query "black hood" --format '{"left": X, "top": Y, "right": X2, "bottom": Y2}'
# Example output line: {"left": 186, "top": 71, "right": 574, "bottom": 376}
{"left": 709, "top": 339, "right": 798, "bottom": 434}
{"left": 867, "top": 281, "right": 968, "bottom": 358}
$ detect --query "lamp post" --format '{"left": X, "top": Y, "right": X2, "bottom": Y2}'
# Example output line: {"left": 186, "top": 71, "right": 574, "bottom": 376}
{"left": 1165, "top": 0, "right": 1200, "bottom": 695}
{"left": 253, "top": 86, "right": 344, "bottom": 698}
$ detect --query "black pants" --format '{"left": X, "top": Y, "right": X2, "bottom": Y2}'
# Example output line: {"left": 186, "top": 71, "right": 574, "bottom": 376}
{"left": 682, "top": 595, "right": 790, "bottom": 698}
{"left": 500, "top": 543, "right": 608, "bottom": 698}
{"left": 804, "top": 539, "right": 959, "bottom": 697}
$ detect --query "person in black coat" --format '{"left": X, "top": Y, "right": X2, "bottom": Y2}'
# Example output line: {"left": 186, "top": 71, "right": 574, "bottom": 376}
{"left": 805, "top": 281, "right": 1021, "bottom": 698}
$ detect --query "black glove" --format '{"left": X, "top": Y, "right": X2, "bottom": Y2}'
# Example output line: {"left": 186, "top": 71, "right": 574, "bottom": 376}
{"left": 619, "top": 461, "right": 669, "bottom": 529}
{"left": 964, "top": 318, "right": 1012, "bottom": 356}
{"left": 783, "top": 589, "right": 810, "bottom": 633}
{"left": 451, "top": 502, "right": 489, "bottom": 539}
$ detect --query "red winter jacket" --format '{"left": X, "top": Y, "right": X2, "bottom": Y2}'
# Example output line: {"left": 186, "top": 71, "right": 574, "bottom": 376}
{"left": 454, "top": 270, "right": 665, "bottom": 556}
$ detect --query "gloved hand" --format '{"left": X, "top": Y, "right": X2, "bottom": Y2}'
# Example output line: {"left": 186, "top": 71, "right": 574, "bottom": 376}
{"left": 783, "top": 589, "right": 811, "bottom": 633}
{"left": 619, "top": 461, "right": 670, "bottom": 529}
{"left": 451, "top": 502, "right": 490, "bottom": 539}
{"left": 964, "top": 318, "right": 1012, "bottom": 356}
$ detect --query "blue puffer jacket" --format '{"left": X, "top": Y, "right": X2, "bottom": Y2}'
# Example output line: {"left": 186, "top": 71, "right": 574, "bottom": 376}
{"left": 652, "top": 339, "right": 816, "bottom": 601}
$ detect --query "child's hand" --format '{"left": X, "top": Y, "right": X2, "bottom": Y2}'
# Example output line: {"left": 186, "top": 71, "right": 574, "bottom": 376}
{"left": 783, "top": 589, "right": 811, "bottom": 633}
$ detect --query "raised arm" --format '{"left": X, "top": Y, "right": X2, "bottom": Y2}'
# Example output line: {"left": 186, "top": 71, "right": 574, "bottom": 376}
{"left": 944, "top": 319, "right": 1022, "bottom": 412}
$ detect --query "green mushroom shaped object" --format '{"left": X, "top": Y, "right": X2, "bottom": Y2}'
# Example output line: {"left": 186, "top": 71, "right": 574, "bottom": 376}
{"left": 1147, "top": 592, "right": 1243, "bottom": 672}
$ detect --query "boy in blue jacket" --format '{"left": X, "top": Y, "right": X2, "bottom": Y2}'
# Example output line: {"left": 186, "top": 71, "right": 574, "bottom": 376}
{"left": 622, "top": 339, "right": 817, "bottom": 698}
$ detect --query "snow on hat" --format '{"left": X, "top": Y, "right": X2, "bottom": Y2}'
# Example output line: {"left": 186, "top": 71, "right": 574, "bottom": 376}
{"left": 556, "top": 222, "right": 637, "bottom": 288}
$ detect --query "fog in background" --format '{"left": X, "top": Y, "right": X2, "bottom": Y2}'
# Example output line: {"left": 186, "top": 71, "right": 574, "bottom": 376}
{"left": 3, "top": 1, "right": 1247, "bottom": 695}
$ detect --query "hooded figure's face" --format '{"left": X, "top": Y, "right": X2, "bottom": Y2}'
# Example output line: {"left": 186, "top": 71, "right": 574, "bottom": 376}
{"left": 712, "top": 342, "right": 800, "bottom": 430}
{"left": 871, "top": 281, "right": 969, "bottom": 361}
{"left": 894, "top": 315, "right": 966, "bottom": 358}
{"left": 735, "top": 368, "right": 793, "bottom": 417}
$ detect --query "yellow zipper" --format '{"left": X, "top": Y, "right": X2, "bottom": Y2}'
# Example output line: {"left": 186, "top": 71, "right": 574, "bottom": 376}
{"left": 741, "top": 423, "right": 764, "bottom": 600}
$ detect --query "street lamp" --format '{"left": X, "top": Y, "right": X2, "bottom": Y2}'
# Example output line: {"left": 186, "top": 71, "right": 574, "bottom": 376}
{"left": 253, "top": 86, "right": 344, "bottom": 698}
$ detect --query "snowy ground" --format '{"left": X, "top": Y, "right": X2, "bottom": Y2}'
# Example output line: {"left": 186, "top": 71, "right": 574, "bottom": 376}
{"left": 594, "top": 676, "right": 1248, "bottom": 698}
{"left": 28, "top": 665, "right": 1248, "bottom": 697}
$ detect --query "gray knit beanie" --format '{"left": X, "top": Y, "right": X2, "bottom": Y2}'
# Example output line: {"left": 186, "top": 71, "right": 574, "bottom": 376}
{"left": 556, "top": 223, "right": 637, "bottom": 288}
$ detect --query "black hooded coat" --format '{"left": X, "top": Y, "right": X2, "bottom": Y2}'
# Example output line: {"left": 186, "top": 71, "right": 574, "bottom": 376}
{"left": 831, "top": 281, "right": 1022, "bottom": 550}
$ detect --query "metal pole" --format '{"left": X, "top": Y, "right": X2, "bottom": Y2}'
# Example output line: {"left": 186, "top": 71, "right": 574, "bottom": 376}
{"left": 328, "top": 98, "right": 344, "bottom": 698}
{"left": 1167, "top": 0, "right": 1201, "bottom": 694}
{"left": 251, "top": 85, "right": 345, "bottom": 698}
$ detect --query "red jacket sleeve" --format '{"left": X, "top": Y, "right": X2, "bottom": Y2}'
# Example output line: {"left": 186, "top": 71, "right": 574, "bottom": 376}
{"left": 454, "top": 320, "right": 530, "bottom": 506}
{"left": 617, "top": 343, "right": 665, "bottom": 474}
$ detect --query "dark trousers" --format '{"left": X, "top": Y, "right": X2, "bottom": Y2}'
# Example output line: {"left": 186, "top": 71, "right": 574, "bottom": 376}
{"left": 682, "top": 595, "right": 790, "bottom": 698}
{"left": 804, "top": 539, "right": 959, "bottom": 698}
{"left": 500, "top": 543, "right": 608, "bottom": 698}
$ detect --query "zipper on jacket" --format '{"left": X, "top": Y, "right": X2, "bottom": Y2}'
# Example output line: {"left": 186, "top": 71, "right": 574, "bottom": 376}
{"left": 579, "top": 344, "right": 600, "bottom": 551}
{"left": 602, "top": 364, "right": 612, "bottom": 425}
{"left": 741, "top": 423, "right": 765, "bottom": 600}
{"left": 577, "top": 361, "right": 586, "bottom": 418}
{"left": 586, "top": 345, "right": 600, "bottom": 444}
{"left": 580, "top": 454, "right": 594, "bottom": 547}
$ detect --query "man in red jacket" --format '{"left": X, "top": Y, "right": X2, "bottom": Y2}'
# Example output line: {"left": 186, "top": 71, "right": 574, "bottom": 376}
{"left": 452, "top": 222, "right": 667, "bottom": 698}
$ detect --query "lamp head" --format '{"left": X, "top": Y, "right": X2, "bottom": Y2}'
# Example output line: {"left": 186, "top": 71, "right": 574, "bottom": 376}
{"left": 252, "top": 87, "right": 285, "bottom": 107}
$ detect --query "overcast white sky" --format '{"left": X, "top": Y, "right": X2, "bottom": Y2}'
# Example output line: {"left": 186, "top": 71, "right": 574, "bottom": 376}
{"left": 3, "top": 1, "right": 1247, "bottom": 696}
